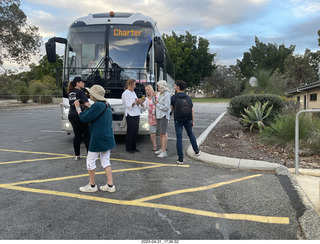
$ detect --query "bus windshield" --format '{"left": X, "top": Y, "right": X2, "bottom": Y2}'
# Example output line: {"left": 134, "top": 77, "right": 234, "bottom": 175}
{"left": 66, "top": 24, "right": 154, "bottom": 77}
{"left": 109, "top": 25, "right": 154, "bottom": 69}
{"left": 67, "top": 25, "right": 106, "bottom": 69}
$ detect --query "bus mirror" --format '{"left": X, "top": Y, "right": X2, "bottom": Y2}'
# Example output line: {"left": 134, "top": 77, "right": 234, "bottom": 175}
{"left": 154, "top": 37, "right": 164, "bottom": 64}
{"left": 45, "top": 37, "right": 68, "bottom": 63}
{"left": 45, "top": 40, "right": 56, "bottom": 63}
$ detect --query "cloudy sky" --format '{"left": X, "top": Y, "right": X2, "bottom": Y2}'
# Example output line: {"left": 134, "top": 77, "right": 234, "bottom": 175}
{"left": 3, "top": 0, "right": 320, "bottom": 72}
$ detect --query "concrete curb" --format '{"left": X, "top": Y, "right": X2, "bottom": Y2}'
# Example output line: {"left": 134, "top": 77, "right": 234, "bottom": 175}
{"left": 187, "top": 111, "right": 320, "bottom": 240}
{"left": 187, "top": 111, "right": 285, "bottom": 172}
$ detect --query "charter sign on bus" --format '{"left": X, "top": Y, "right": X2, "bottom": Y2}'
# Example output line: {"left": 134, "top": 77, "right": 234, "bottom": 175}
{"left": 113, "top": 29, "right": 142, "bottom": 37}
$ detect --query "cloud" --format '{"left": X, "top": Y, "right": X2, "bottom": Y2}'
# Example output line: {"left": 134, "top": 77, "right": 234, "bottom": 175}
{"left": 15, "top": 0, "right": 320, "bottom": 69}
{"left": 25, "top": 0, "right": 270, "bottom": 33}
{"left": 291, "top": 0, "right": 320, "bottom": 18}
{"left": 26, "top": 10, "right": 57, "bottom": 38}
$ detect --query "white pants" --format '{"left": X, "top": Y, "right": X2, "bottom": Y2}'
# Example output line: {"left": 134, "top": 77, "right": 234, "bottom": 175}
{"left": 86, "top": 151, "right": 111, "bottom": 170}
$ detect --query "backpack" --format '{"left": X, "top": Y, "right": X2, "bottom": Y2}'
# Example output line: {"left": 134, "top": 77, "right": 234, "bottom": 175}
{"left": 174, "top": 94, "right": 192, "bottom": 121}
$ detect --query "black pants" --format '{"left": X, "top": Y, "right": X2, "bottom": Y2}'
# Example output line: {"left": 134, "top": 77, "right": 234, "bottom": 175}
{"left": 125, "top": 115, "right": 140, "bottom": 151}
{"left": 68, "top": 113, "right": 90, "bottom": 156}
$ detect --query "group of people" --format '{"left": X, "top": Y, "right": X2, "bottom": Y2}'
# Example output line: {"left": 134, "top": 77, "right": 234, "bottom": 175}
{"left": 67, "top": 77, "right": 200, "bottom": 193}
{"left": 121, "top": 79, "right": 200, "bottom": 164}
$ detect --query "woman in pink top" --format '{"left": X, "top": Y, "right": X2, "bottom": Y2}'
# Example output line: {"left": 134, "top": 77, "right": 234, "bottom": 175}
{"left": 144, "top": 85, "right": 158, "bottom": 151}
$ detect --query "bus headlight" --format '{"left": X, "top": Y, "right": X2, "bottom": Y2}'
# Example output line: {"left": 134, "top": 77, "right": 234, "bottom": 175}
{"left": 63, "top": 107, "right": 70, "bottom": 115}
{"left": 142, "top": 123, "right": 150, "bottom": 130}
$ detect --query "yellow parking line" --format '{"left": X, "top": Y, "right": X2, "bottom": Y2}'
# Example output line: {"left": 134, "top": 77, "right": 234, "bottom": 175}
{"left": 0, "top": 148, "right": 189, "bottom": 168}
{"left": 0, "top": 165, "right": 168, "bottom": 187}
{"left": 0, "top": 149, "right": 72, "bottom": 157}
{"left": 111, "top": 157, "right": 190, "bottom": 167}
{"left": 0, "top": 184, "right": 289, "bottom": 224}
{"left": 0, "top": 156, "right": 74, "bottom": 165}
{"left": 135, "top": 174, "right": 262, "bottom": 202}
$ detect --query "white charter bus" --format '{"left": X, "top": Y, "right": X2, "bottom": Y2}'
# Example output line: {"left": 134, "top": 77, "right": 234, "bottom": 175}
{"left": 45, "top": 11, "right": 175, "bottom": 134}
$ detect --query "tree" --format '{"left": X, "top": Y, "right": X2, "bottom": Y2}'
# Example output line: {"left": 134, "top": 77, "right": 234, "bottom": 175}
{"left": 283, "top": 54, "right": 316, "bottom": 88}
{"left": 202, "top": 65, "right": 242, "bottom": 98}
{"left": 1, "top": 54, "right": 63, "bottom": 97}
{"left": 237, "top": 36, "right": 295, "bottom": 78}
{"left": 265, "top": 49, "right": 320, "bottom": 94}
{"left": 163, "top": 31, "right": 216, "bottom": 87}
{"left": 27, "top": 55, "right": 63, "bottom": 83}
{"left": 0, "top": 0, "right": 41, "bottom": 70}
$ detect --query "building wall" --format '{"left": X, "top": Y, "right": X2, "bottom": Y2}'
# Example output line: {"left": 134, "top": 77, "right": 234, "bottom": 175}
{"left": 293, "top": 87, "right": 320, "bottom": 110}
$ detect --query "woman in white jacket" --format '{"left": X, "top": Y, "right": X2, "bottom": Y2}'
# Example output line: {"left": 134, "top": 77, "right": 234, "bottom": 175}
{"left": 154, "top": 80, "right": 171, "bottom": 158}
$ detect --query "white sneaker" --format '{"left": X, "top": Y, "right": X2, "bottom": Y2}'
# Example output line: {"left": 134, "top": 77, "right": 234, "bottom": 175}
{"left": 100, "top": 184, "right": 116, "bottom": 193}
{"left": 195, "top": 150, "right": 201, "bottom": 156}
{"left": 79, "top": 183, "right": 98, "bottom": 193}
{"left": 154, "top": 149, "right": 162, "bottom": 155}
{"left": 75, "top": 156, "right": 82, "bottom": 160}
{"left": 157, "top": 151, "right": 167, "bottom": 158}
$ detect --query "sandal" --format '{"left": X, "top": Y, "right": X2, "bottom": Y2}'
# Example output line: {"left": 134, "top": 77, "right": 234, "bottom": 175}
{"left": 152, "top": 146, "right": 157, "bottom": 151}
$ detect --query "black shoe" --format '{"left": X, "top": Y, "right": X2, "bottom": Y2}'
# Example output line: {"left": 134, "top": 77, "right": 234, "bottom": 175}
{"left": 134, "top": 149, "right": 140, "bottom": 152}
{"left": 176, "top": 158, "right": 184, "bottom": 164}
{"left": 126, "top": 150, "right": 135, "bottom": 154}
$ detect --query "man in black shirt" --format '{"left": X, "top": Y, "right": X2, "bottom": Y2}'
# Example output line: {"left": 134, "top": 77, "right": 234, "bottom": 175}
{"left": 171, "top": 80, "right": 201, "bottom": 164}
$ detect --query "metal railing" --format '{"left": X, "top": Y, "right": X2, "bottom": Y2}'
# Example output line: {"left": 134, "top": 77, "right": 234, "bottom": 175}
{"left": 295, "top": 109, "right": 320, "bottom": 175}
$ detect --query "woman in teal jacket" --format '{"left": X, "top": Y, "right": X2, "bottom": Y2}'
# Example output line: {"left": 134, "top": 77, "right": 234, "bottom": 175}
{"left": 74, "top": 85, "right": 116, "bottom": 193}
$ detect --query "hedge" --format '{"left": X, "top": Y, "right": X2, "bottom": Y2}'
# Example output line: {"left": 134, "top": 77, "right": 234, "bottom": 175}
{"left": 227, "top": 94, "right": 285, "bottom": 118}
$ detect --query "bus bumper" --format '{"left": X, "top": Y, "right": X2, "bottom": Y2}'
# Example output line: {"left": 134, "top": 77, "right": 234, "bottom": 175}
{"left": 61, "top": 119, "right": 150, "bottom": 135}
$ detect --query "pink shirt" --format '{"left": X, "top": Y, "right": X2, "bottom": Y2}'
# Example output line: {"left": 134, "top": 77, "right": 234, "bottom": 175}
{"left": 144, "top": 93, "right": 158, "bottom": 125}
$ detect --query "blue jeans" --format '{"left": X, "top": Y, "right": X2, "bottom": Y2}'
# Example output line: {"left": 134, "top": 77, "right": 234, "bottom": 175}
{"left": 174, "top": 120, "right": 199, "bottom": 161}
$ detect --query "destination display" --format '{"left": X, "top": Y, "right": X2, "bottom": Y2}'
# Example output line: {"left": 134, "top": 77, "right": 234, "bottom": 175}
{"left": 113, "top": 29, "right": 142, "bottom": 37}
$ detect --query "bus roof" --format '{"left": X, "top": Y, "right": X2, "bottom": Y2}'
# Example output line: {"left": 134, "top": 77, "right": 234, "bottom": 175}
{"left": 71, "top": 12, "right": 157, "bottom": 28}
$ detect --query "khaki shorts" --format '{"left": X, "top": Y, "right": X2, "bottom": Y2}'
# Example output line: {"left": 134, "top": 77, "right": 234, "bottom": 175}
{"left": 156, "top": 117, "right": 168, "bottom": 134}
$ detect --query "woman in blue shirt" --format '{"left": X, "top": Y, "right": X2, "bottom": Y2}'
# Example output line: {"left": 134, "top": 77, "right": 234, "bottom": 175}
{"left": 74, "top": 85, "right": 116, "bottom": 193}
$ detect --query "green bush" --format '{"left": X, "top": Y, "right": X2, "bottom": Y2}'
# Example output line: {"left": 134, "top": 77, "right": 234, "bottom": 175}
{"left": 279, "top": 96, "right": 300, "bottom": 115}
{"left": 228, "top": 94, "right": 285, "bottom": 119}
{"left": 17, "top": 86, "right": 29, "bottom": 103}
{"left": 305, "top": 119, "right": 320, "bottom": 153}
{"left": 260, "top": 114, "right": 313, "bottom": 147}
{"left": 29, "top": 84, "right": 53, "bottom": 104}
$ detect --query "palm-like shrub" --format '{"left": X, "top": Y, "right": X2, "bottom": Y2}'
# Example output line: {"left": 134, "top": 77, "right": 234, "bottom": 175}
{"left": 260, "top": 114, "right": 313, "bottom": 147}
{"left": 241, "top": 101, "right": 273, "bottom": 132}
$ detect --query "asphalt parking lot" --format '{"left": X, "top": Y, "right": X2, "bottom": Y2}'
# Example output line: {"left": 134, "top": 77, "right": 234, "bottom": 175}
{"left": 0, "top": 103, "right": 305, "bottom": 240}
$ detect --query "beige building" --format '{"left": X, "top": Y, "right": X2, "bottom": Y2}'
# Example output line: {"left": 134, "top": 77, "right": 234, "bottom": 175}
{"left": 286, "top": 81, "right": 320, "bottom": 110}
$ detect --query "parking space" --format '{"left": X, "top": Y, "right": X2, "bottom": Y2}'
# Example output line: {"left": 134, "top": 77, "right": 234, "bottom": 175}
{"left": 0, "top": 105, "right": 302, "bottom": 239}
{"left": 0, "top": 148, "right": 289, "bottom": 225}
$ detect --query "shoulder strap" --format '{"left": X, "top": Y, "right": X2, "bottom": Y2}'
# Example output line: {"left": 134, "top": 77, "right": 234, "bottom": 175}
{"left": 91, "top": 104, "right": 108, "bottom": 123}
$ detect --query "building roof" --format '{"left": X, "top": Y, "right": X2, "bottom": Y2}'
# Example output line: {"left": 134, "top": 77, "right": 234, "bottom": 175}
{"left": 286, "top": 81, "right": 320, "bottom": 95}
